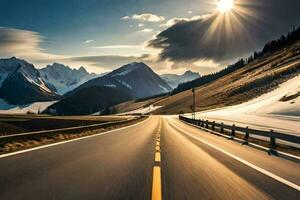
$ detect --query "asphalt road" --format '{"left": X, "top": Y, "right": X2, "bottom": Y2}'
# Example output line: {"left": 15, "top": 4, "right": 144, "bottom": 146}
{"left": 0, "top": 116, "right": 299, "bottom": 200}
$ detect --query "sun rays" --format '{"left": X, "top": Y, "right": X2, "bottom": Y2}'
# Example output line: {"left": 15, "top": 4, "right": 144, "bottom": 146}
{"left": 200, "top": 0, "right": 262, "bottom": 56}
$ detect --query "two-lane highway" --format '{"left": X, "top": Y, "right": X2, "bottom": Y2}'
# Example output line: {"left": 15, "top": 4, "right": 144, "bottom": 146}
{"left": 0, "top": 116, "right": 299, "bottom": 200}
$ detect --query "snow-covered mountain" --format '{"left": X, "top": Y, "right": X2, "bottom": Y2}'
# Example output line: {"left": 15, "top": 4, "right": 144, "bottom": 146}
{"left": 0, "top": 57, "right": 60, "bottom": 105}
{"left": 161, "top": 70, "right": 200, "bottom": 89}
{"left": 48, "top": 62, "right": 172, "bottom": 115}
{"left": 39, "top": 63, "right": 98, "bottom": 94}
{"left": 68, "top": 62, "right": 172, "bottom": 99}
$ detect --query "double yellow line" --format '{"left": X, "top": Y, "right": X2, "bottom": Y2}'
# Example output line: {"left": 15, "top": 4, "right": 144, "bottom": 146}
{"left": 152, "top": 120, "right": 162, "bottom": 200}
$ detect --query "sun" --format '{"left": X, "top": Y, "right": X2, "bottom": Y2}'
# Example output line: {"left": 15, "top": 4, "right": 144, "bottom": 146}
{"left": 217, "top": 0, "right": 234, "bottom": 13}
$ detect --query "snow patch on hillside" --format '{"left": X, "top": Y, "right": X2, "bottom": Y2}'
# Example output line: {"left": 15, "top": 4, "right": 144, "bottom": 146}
{"left": 159, "top": 85, "right": 169, "bottom": 93}
{"left": 119, "top": 105, "right": 162, "bottom": 115}
{"left": 0, "top": 99, "right": 56, "bottom": 114}
{"left": 117, "top": 79, "right": 132, "bottom": 89}
{"left": 196, "top": 75, "right": 300, "bottom": 134}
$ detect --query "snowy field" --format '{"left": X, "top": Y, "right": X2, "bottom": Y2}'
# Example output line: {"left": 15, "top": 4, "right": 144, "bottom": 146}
{"left": 194, "top": 75, "right": 300, "bottom": 135}
{"left": 119, "top": 105, "right": 162, "bottom": 115}
{"left": 0, "top": 99, "right": 56, "bottom": 114}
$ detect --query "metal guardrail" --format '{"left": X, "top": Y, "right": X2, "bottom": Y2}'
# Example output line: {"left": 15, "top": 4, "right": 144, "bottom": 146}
{"left": 179, "top": 115, "right": 300, "bottom": 147}
{"left": 0, "top": 117, "right": 141, "bottom": 140}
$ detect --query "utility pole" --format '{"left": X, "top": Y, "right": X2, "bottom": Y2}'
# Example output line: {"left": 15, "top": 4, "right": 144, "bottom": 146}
{"left": 192, "top": 88, "right": 196, "bottom": 119}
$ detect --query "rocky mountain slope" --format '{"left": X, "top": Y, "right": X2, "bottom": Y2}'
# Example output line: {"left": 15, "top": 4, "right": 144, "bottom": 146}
{"left": 67, "top": 62, "right": 172, "bottom": 99}
{"left": 0, "top": 57, "right": 60, "bottom": 105}
{"left": 39, "top": 63, "right": 98, "bottom": 94}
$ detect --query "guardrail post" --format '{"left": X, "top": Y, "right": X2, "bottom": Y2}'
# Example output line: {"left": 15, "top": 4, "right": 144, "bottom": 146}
{"left": 205, "top": 120, "right": 209, "bottom": 128}
{"left": 244, "top": 127, "right": 249, "bottom": 142}
{"left": 212, "top": 121, "right": 215, "bottom": 131}
{"left": 270, "top": 130, "right": 276, "bottom": 148}
{"left": 220, "top": 123, "right": 224, "bottom": 133}
{"left": 231, "top": 124, "right": 236, "bottom": 137}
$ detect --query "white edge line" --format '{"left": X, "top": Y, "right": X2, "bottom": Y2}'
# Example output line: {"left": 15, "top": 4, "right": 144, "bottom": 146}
{"left": 169, "top": 119, "right": 300, "bottom": 192}
{"left": 0, "top": 117, "right": 150, "bottom": 159}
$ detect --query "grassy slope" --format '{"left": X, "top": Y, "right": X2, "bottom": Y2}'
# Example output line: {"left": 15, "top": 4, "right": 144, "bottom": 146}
{"left": 152, "top": 41, "right": 300, "bottom": 114}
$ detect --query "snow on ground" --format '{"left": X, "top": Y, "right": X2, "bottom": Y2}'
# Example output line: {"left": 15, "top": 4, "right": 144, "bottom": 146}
{"left": 0, "top": 99, "right": 56, "bottom": 114}
{"left": 195, "top": 75, "right": 300, "bottom": 135}
{"left": 119, "top": 105, "right": 162, "bottom": 115}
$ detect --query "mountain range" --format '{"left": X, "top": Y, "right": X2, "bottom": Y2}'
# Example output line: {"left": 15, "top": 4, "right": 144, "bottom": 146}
{"left": 161, "top": 70, "right": 200, "bottom": 88}
{"left": 0, "top": 57, "right": 202, "bottom": 115}
{"left": 0, "top": 58, "right": 101, "bottom": 106}
{"left": 46, "top": 62, "right": 172, "bottom": 115}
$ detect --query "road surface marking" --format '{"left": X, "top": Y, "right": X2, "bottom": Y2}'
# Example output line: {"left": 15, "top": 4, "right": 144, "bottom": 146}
{"left": 172, "top": 123, "right": 300, "bottom": 192}
{"left": 155, "top": 152, "right": 161, "bottom": 162}
{"left": 0, "top": 117, "right": 150, "bottom": 159}
{"left": 152, "top": 166, "right": 162, "bottom": 200}
{"left": 152, "top": 119, "right": 162, "bottom": 200}
{"left": 156, "top": 146, "right": 160, "bottom": 151}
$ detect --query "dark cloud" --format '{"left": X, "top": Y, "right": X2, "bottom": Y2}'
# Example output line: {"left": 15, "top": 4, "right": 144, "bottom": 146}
{"left": 149, "top": 0, "right": 300, "bottom": 63}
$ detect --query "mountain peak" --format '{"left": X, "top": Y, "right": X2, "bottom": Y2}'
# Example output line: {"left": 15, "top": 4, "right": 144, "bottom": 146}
{"left": 127, "top": 62, "right": 148, "bottom": 69}
{"left": 78, "top": 66, "right": 87, "bottom": 73}
{"left": 182, "top": 70, "right": 200, "bottom": 77}
{"left": 109, "top": 62, "right": 152, "bottom": 78}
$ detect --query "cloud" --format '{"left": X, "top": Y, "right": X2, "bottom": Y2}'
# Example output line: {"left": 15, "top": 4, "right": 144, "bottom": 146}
{"left": 93, "top": 45, "right": 142, "bottom": 49}
{"left": 0, "top": 27, "right": 64, "bottom": 64}
{"left": 84, "top": 40, "right": 94, "bottom": 44}
{"left": 140, "top": 28, "right": 153, "bottom": 33}
{"left": 148, "top": 0, "right": 300, "bottom": 63}
{"left": 160, "top": 14, "right": 210, "bottom": 27}
{"left": 68, "top": 53, "right": 222, "bottom": 75}
{"left": 122, "top": 13, "right": 165, "bottom": 23}
{"left": 121, "top": 16, "right": 130, "bottom": 20}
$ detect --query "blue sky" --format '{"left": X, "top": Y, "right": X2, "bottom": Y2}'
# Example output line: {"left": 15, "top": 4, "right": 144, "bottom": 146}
{"left": 0, "top": 0, "right": 299, "bottom": 74}
{"left": 0, "top": 0, "right": 211, "bottom": 55}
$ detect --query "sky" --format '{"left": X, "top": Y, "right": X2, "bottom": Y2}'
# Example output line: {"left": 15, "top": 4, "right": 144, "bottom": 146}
{"left": 0, "top": 0, "right": 299, "bottom": 75}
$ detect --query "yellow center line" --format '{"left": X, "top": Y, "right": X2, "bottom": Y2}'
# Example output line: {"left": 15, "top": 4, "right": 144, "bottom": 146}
{"left": 156, "top": 146, "right": 160, "bottom": 151}
{"left": 155, "top": 152, "right": 161, "bottom": 162}
{"left": 152, "top": 166, "right": 162, "bottom": 200}
{"left": 152, "top": 119, "right": 163, "bottom": 200}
